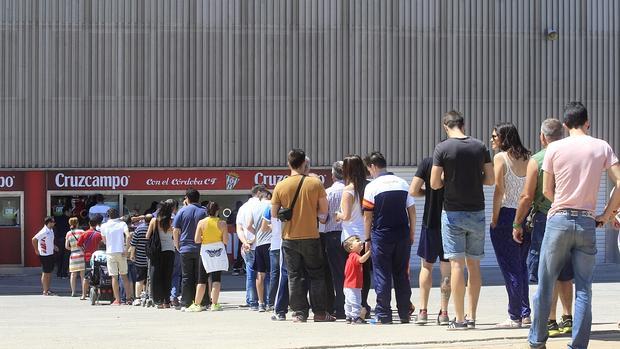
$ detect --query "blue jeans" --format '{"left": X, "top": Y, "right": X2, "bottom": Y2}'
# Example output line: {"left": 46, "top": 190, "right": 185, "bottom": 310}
{"left": 528, "top": 213, "right": 597, "bottom": 349}
{"left": 242, "top": 249, "right": 258, "bottom": 307}
{"left": 274, "top": 248, "right": 289, "bottom": 315}
{"left": 490, "top": 207, "right": 531, "bottom": 320}
{"left": 528, "top": 212, "right": 574, "bottom": 283}
{"left": 268, "top": 249, "right": 280, "bottom": 307}
{"left": 120, "top": 260, "right": 136, "bottom": 302}
{"left": 170, "top": 250, "right": 182, "bottom": 300}
{"left": 441, "top": 210, "right": 485, "bottom": 260}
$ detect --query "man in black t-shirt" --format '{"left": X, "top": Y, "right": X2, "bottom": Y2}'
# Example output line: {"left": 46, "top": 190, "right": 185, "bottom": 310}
{"left": 409, "top": 157, "right": 451, "bottom": 326}
{"left": 430, "top": 110, "right": 494, "bottom": 331}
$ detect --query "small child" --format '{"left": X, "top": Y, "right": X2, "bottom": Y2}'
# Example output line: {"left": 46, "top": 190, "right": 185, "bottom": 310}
{"left": 343, "top": 235, "right": 371, "bottom": 324}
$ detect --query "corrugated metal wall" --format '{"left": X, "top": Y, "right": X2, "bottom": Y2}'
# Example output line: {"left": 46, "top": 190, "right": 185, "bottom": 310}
{"left": 1, "top": 0, "right": 619, "bottom": 169}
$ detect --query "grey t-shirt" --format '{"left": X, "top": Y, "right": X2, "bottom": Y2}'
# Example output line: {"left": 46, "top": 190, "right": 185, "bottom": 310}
{"left": 433, "top": 137, "right": 492, "bottom": 212}
{"left": 249, "top": 200, "right": 272, "bottom": 247}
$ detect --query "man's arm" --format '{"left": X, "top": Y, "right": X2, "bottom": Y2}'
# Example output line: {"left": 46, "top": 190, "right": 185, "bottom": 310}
{"left": 596, "top": 163, "right": 620, "bottom": 225}
{"left": 363, "top": 211, "right": 373, "bottom": 251}
{"left": 194, "top": 221, "right": 204, "bottom": 244}
{"left": 317, "top": 196, "right": 328, "bottom": 224}
{"left": 513, "top": 159, "right": 539, "bottom": 243}
{"left": 542, "top": 171, "right": 555, "bottom": 203}
{"left": 172, "top": 228, "right": 181, "bottom": 251}
{"left": 482, "top": 162, "right": 495, "bottom": 186}
{"left": 407, "top": 205, "right": 416, "bottom": 244}
{"left": 31, "top": 236, "right": 39, "bottom": 256}
{"left": 409, "top": 177, "right": 425, "bottom": 197}
{"left": 430, "top": 166, "right": 444, "bottom": 190}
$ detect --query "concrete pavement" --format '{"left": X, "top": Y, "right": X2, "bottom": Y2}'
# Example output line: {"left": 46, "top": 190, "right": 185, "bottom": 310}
{"left": 1, "top": 267, "right": 619, "bottom": 349}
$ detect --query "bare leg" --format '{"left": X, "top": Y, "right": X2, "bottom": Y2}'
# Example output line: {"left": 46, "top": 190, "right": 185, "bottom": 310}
{"left": 418, "top": 259, "right": 433, "bottom": 310}
{"left": 557, "top": 280, "right": 573, "bottom": 316}
{"left": 42, "top": 273, "right": 51, "bottom": 293}
{"left": 80, "top": 271, "right": 88, "bottom": 298}
{"left": 450, "top": 259, "right": 466, "bottom": 323}
{"left": 550, "top": 283, "right": 560, "bottom": 321}
{"left": 439, "top": 261, "right": 452, "bottom": 312}
{"left": 256, "top": 272, "right": 266, "bottom": 304}
{"left": 120, "top": 274, "right": 134, "bottom": 300}
{"left": 194, "top": 283, "right": 207, "bottom": 305}
{"left": 211, "top": 282, "right": 221, "bottom": 305}
{"left": 465, "top": 258, "right": 481, "bottom": 321}
{"left": 135, "top": 281, "right": 145, "bottom": 299}
{"left": 70, "top": 272, "right": 77, "bottom": 296}
{"left": 112, "top": 276, "right": 120, "bottom": 302}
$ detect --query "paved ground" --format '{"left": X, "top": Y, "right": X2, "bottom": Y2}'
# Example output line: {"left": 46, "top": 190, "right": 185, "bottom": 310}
{"left": 1, "top": 266, "right": 619, "bottom": 349}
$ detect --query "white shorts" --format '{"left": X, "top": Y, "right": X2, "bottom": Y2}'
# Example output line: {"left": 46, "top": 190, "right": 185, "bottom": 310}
{"left": 106, "top": 253, "right": 128, "bottom": 276}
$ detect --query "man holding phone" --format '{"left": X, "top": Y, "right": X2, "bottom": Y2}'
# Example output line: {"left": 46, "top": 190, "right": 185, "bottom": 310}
{"left": 527, "top": 102, "right": 620, "bottom": 349}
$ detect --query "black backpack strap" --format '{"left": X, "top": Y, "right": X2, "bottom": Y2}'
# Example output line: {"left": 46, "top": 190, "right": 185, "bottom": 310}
{"left": 289, "top": 175, "right": 306, "bottom": 211}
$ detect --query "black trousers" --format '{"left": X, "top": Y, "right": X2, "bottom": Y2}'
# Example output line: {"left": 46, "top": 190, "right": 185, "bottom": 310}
{"left": 321, "top": 231, "right": 347, "bottom": 317}
{"left": 282, "top": 238, "right": 327, "bottom": 317}
{"left": 150, "top": 251, "right": 174, "bottom": 304}
{"left": 180, "top": 253, "right": 200, "bottom": 307}
{"left": 55, "top": 240, "right": 69, "bottom": 277}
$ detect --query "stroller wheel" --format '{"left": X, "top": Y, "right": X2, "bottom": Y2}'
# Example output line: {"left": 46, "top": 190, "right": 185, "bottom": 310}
{"left": 89, "top": 288, "right": 98, "bottom": 306}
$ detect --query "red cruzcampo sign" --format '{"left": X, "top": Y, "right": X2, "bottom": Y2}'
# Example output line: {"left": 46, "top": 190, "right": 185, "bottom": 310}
{"left": 47, "top": 169, "right": 332, "bottom": 191}
{"left": 0, "top": 171, "right": 24, "bottom": 191}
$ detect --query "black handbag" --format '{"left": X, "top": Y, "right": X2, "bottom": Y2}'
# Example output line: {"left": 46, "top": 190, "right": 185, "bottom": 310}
{"left": 145, "top": 226, "right": 162, "bottom": 262}
{"left": 277, "top": 175, "right": 306, "bottom": 222}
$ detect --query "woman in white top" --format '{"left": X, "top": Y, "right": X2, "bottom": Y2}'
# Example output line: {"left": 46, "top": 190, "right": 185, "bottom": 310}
{"left": 336, "top": 154, "right": 371, "bottom": 317}
{"left": 490, "top": 122, "right": 532, "bottom": 328}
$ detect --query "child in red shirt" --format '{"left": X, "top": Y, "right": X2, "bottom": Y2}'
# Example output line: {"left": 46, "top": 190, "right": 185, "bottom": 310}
{"left": 343, "top": 236, "right": 371, "bottom": 324}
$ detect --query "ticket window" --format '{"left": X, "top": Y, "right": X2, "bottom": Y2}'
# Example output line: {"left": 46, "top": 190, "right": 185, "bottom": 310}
{"left": 50, "top": 194, "right": 120, "bottom": 229}
{"left": 0, "top": 196, "right": 22, "bottom": 265}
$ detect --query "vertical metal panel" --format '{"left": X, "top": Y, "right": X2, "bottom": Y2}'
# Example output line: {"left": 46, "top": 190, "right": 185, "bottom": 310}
{"left": 0, "top": 0, "right": 619, "bottom": 168}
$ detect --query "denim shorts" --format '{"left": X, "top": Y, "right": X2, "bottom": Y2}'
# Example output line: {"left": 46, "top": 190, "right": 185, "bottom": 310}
{"left": 441, "top": 210, "right": 485, "bottom": 260}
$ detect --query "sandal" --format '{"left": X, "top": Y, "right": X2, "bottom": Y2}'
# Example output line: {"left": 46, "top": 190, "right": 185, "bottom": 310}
{"left": 80, "top": 295, "right": 87, "bottom": 300}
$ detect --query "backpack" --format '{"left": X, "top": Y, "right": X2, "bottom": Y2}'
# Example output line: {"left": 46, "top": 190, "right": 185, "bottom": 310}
{"left": 145, "top": 227, "right": 161, "bottom": 262}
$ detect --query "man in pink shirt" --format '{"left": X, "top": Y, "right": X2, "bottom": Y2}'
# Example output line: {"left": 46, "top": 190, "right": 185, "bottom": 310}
{"left": 528, "top": 102, "right": 620, "bottom": 349}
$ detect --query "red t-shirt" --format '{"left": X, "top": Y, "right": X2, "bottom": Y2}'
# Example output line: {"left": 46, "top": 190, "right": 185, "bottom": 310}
{"left": 77, "top": 228, "right": 102, "bottom": 263}
{"left": 344, "top": 252, "right": 363, "bottom": 288}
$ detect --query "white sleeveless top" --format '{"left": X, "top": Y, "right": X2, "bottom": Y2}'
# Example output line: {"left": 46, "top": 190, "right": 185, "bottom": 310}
{"left": 501, "top": 152, "right": 526, "bottom": 209}
{"left": 340, "top": 188, "right": 365, "bottom": 243}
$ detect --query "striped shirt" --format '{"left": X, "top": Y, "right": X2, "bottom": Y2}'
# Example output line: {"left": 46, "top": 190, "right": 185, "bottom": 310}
{"left": 130, "top": 223, "right": 148, "bottom": 268}
{"left": 324, "top": 180, "right": 345, "bottom": 233}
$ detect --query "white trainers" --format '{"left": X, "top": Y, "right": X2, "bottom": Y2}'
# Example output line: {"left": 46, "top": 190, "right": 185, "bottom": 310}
{"left": 495, "top": 318, "right": 522, "bottom": 328}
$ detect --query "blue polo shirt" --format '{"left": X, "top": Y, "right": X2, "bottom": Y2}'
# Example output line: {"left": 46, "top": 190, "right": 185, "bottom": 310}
{"left": 362, "top": 172, "right": 415, "bottom": 243}
{"left": 173, "top": 203, "right": 207, "bottom": 254}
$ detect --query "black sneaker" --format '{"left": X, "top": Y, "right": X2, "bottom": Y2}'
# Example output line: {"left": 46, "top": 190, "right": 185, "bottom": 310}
{"left": 447, "top": 320, "right": 469, "bottom": 331}
{"left": 559, "top": 315, "right": 573, "bottom": 334}
{"left": 548, "top": 320, "right": 561, "bottom": 337}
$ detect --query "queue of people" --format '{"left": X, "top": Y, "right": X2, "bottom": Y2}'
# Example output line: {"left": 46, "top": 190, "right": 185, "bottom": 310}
{"left": 31, "top": 101, "right": 620, "bottom": 349}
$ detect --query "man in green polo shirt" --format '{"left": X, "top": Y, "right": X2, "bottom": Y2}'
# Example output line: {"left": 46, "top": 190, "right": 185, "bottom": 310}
{"left": 512, "top": 118, "right": 574, "bottom": 337}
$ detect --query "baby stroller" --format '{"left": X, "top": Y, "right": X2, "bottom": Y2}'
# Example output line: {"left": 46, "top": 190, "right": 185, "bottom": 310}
{"left": 88, "top": 251, "right": 114, "bottom": 305}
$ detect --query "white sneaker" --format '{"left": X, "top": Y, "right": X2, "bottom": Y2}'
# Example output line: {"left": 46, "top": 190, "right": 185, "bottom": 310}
{"left": 495, "top": 318, "right": 522, "bottom": 328}
{"left": 132, "top": 299, "right": 142, "bottom": 306}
